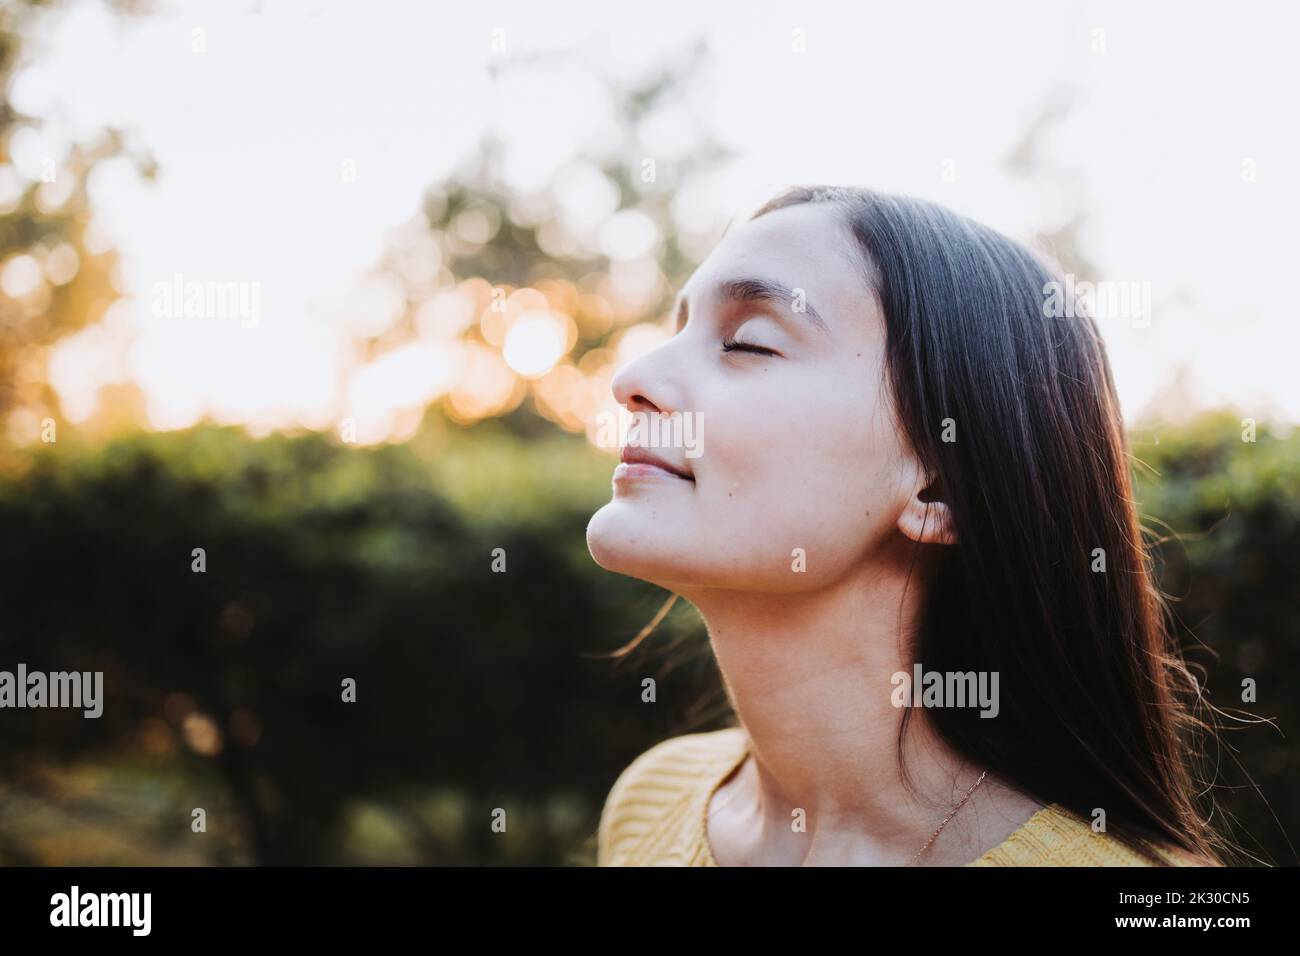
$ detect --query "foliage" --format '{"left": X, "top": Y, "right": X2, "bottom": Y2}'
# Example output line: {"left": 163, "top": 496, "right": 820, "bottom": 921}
{"left": 1132, "top": 411, "right": 1299, "bottom": 864}
{"left": 0, "top": 410, "right": 1294, "bottom": 864}
{"left": 0, "top": 421, "right": 724, "bottom": 864}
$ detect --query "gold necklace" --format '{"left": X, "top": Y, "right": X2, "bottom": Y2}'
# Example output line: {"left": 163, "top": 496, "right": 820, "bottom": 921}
{"left": 707, "top": 750, "right": 989, "bottom": 866}
{"left": 905, "top": 769, "right": 989, "bottom": 866}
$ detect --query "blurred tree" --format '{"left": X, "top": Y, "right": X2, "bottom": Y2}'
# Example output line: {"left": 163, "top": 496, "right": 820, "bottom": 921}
{"left": 1003, "top": 83, "right": 1100, "bottom": 282}
{"left": 0, "top": 0, "right": 154, "bottom": 431}
{"left": 359, "top": 37, "right": 734, "bottom": 437}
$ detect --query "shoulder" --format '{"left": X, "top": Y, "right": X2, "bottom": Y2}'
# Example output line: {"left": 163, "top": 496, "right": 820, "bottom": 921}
{"left": 971, "top": 803, "right": 1214, "bottom": 867}
{"left": 597, "top": 726, "right": 746, "bottom": 866}
{"left": 600, "top": 726, "right": 747, "bottom": 824}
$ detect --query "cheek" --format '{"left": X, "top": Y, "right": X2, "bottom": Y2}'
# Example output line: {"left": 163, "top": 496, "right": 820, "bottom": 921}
{"left": 696, "top": 374, "right": 906, "bottom": 583}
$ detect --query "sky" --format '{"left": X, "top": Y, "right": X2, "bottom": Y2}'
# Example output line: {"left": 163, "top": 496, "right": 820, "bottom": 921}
{"left": 9, "top": 0, "right": 1300, "bottom": 438}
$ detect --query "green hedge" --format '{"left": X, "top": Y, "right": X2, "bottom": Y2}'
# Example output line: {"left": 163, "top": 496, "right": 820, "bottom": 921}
{"left": 0, "top": 409, "right": 1293, "bottom": 864}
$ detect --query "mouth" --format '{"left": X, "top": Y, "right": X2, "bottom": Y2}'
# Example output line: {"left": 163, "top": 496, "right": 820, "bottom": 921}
{"left": 616, "top": 446, "right": 696, "bottom": 483}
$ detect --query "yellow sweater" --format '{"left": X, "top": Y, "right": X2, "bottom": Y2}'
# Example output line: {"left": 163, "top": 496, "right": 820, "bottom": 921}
{"left": 597, "top": 727, "right": 1204, "bottom": 866}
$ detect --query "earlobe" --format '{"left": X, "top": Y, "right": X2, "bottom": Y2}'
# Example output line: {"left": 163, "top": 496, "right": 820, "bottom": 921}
{"left": 897, "top": 494, "right": 958, "bottom": 546}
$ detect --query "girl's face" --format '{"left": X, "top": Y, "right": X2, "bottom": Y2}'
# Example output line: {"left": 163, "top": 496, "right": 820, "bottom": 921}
{"left": 586, "top": 202, "right": 934, "bottom": 596}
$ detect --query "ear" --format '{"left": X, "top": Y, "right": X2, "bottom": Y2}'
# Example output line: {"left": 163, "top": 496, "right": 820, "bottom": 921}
{"left": 897, "top": 474, "right": 958, "bottom": 547}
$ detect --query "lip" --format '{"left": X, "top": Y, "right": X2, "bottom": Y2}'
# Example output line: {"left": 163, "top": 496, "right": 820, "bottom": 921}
{"left": 616, "top": 446, "right": 695, "bottom": 483}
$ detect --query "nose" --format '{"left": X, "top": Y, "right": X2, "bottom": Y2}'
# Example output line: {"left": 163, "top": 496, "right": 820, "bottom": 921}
{"left": 610, "top": 340, "right": 686, "bottom": 416}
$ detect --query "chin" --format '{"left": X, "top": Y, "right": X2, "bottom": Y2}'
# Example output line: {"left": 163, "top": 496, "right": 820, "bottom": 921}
{"left": 586, "top": 502, "right": 691, "bottom": 586}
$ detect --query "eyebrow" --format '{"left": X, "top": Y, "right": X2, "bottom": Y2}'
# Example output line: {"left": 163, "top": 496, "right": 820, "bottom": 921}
{"left": 674, "top": 276, "right": 831, "bottom": 336}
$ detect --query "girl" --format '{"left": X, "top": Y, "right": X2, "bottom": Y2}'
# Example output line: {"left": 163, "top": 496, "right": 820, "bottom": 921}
{"left": 588, "top": 186, "right": 1225, "bottom": 866}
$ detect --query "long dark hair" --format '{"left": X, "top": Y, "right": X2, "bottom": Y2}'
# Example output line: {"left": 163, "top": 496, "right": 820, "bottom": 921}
{"left": 607, "top": 185, "right": 1231, "bottom": 865}
{"left": 759, "top": 185, "right": 1224, "bottom": 864}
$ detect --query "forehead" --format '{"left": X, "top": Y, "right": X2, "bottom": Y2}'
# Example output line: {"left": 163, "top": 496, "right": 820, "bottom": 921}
{"left": 682, "top": 202, "right": 869, "bottom": 328}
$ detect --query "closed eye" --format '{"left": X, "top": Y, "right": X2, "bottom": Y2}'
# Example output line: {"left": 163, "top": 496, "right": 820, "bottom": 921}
{"left": 721, "top": 337, "right": 778, "bottom": 357}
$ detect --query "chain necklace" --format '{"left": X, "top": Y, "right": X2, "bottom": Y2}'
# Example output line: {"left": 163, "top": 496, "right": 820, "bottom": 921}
{"left": 905, "top": 769, "right": 989, "bottom": 866}
{"left": 708, "top": 750, "right": 989, "bottom": 866}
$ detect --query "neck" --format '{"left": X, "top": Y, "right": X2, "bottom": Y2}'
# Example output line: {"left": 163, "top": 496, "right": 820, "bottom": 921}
{"left": 677, "top": 551, "right": 1005, "bottom": 864}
